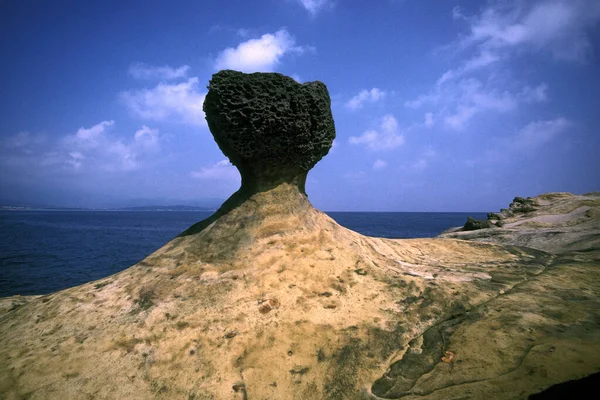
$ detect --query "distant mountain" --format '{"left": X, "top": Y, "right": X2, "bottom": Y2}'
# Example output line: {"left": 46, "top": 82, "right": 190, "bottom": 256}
{"left": 113, "top": 205, "right": 216, "bottom": 212}
{"left": 105, "top": 197, "right": 224, "bottom": 210}
{"left": 0, "top": 197, "right": 225, "bottom": 211}
{"left": 0, "top": 198, "right": 59, "bottom": 209}
{"left": 0, "top": 199, "right": 89, "bottom": 211}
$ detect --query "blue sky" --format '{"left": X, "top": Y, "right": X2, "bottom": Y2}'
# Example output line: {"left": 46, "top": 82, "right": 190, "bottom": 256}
{"left": 1, "top": 0, "right": 599, "bottom": 211}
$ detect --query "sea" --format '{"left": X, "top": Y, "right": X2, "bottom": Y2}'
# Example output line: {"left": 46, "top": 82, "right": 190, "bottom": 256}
{"left": 0, "top": 210, "right": 485, "bottom": 298}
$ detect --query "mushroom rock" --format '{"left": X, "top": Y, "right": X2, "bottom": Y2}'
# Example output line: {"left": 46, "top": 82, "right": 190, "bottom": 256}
{"left": 1, "top": 72, "right": 600, "bottom": 400}
{"left": 177, "top": 70, "right": 335, "bottom": 259}
{"left": 204, "top": 70, "right": 335, "bottom": 193}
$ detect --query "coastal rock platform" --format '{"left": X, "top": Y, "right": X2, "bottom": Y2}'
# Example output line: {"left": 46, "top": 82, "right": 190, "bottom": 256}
{"left": 439, "top": 192, "right": 600, "bottom": 254}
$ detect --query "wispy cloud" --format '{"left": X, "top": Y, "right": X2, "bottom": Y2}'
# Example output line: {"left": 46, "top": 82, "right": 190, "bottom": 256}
{"left": 405, "top": 147, "right": 438, "bottom": 172}
{"left": 120, "top": 78, "right": 206, "bottom": 126}
{"left": 63, "top": 122, "right": 161, "bottom": 171}
{"left": 405, "top": 1, "right": 599, "bottom": 133}
{"left": 1, "top": 122, "right": 161, "bottom": 174}
{"left": 424, "top": 112, "right": 435, "bottom": 128}
{"left": 191, "top": 159, "right": 239, "bottom": 181}
{"left": 410, "top": 158, "right": 428, "bottom": 172}
{"left": 436, "top": 50, "right": 501, "bottom": 85}
{"left": 513, "top": 117, "right": 571, "bottom": 151}
{"left": 373, "top": 159, "right": 387, "bottom": 171}
{"left": 2, "top": 131, "right": 47, "bottom": 150}
{"left": 65, "top": 120, "right": 115, "bottom": 148}
{"left": 346, "top": 88, "right": 386, "bottom": 110}
{"left": 520, "top": 83, "right": 548, "bottom": 103}
{"left": 349, "top": 115, "right": 405, "bottom": 151}
{"left": 214, "top": 29, "right": 311, "bottom": 73}
{"left": 133, "top": 125, "right": 160, "bottom": 152}
{"left": 128, "top": 63, "right": 190, "bottom": 81}
{"left": 455, "top": 0, "right": 600, "bottom": 63}
{"left": 408, "top": 77, "right": 547, "bottom": 130}
{"left": 463, "top": 117, "right": 570, "bottom": 167}
{"left": 294, "top": 0, "right": 333, "bottom": 16}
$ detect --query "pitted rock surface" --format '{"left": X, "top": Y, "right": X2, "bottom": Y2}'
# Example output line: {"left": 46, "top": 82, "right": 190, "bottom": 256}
{"left": 203, "top": 70, "right": 335, "bottom": 189}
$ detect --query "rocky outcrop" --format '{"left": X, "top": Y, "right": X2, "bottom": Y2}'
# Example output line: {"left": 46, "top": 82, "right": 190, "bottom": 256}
{"left": 463, "top": 216, "right": 494, "bottom": 231}
{"left": 1, "top": 72, "right": 599, "bottom": 400}
{"left": 509, "top": 196, "right": 539, "bottom": 214}
{"left": 440, "top": 192, "right": 600, "bottom": 254}
{"left": 487, "top": 212, "right": 503, "bottom": 221}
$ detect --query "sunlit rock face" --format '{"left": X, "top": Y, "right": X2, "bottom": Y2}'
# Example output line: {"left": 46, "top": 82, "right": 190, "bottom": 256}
{"left": 203, "top": 70, "right": 335, "bottom": 193}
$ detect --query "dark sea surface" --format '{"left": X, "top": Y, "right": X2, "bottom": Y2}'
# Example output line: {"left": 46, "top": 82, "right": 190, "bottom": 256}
{"left": 0, "top": 210, "right": 485, "bottom": 297}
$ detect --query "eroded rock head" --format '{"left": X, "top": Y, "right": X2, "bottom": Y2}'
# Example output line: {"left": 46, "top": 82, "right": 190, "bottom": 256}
{"left": 203, "top": 70, "right": 335, "bottom": 192}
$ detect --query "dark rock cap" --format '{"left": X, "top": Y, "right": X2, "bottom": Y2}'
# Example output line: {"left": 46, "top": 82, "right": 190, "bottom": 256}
{"left": 203, "top": 70, "right": 336, "bottom": 192}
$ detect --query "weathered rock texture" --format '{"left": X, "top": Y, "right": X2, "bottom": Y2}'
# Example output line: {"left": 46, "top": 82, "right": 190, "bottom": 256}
{"left": 440, "top": 192, "right": 600, "bottom": 254}
{"left": 204, "top": 70, "right": 335, "bottom": 193}
{"left": 1, "top": 73, "right": 599, "bottom": 400}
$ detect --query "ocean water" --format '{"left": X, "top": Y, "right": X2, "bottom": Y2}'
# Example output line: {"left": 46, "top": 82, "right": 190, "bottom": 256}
{"left": 0, "top": 210, "right": 485, "bottom": 297}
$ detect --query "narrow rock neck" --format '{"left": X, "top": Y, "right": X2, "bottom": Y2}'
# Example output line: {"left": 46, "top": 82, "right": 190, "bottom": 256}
{"left": 180, "top": 170, "right": 310, "bottom": 237}
{"left": 238, "top": 164, "right": 308, "bottom": 196}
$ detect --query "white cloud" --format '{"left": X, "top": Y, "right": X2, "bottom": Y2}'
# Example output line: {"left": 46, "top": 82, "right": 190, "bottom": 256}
{"left": 513, "top": 117, "right": 571, "bottom": 150}
{"left": 191, "top": 159, "right": 239, "bottom": 180}
{"left": 431, "top": 1, "right": 600, "bottom": 99}
{"left": 1, "top": 122, "right": 162, "bottom": 174}
{"left": 459, "top": 0, "right": 600, "bottom": 63}
{"left": 407, "top": 1, "right": 598, "bottom": 133}
{"left": 373, "top": 159, "right": 387, "bottom": 171}
{"left": 452, "top": 6, "right": 467, "bottom": 21}
{"left": 66, "top": 151, "right": 84, "bottom": 170}
{"left": 129, "top": 63, "right": 189, "bottom": 81}
{"left": 346, "top": 88, "right": 386, "bottom": 110}
{"left": 442, "top": 78, "right": 518, "bottom": 129}
{"left": 436, "top": 50, "right": 501, "bottom": 85}
{"left": 349, "top": 115, "right": 405, "bottom": 151}
{"left": 444, "top": 106, "right": 478, "bottom": 131}
{"left": 68, "top": 120, "right": 115, "bottom": 148}
{"left": 520, "top": 83, "right": 548, "bottom": 103}
{"left": 295, "top": 0, "right": 333, "bottom": 15}
{"left": 134, "top": 125, "right": 160, "bottom": 151}
{"left": 214, "top": 29, "right": 310, "bottom": 73}
{"left": 409, "top": 77, "right": 545, "bottom": 130}
{"left": 106, "top": 141, "right": 138, "bottom": 171}
{"left": 62, "top": 122, "right": 161, "bottom": 171}
{"left": 120, "top": 78, "right": 206, "bottom": 126}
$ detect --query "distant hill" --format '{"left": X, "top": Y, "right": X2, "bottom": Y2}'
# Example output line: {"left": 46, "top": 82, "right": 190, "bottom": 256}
{"left": 112, "top": 205, "right": 216, "bottom": 212}
{"left": 110, "top": 197, "right": 224, "bottom": 210}
{"left": 0, "top": 204, "right": 89, "bottom": 211}
{"left": 0, "top": 197, "right": 224, "bottom": 211}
